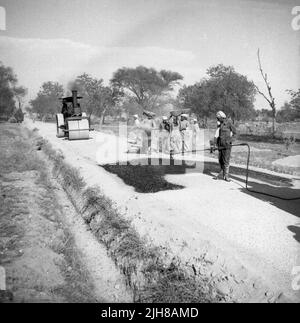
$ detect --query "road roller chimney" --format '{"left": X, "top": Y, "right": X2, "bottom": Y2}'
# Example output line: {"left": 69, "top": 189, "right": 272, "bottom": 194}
{"left": 72, "top": 90, "right": 78, "bottom": 111}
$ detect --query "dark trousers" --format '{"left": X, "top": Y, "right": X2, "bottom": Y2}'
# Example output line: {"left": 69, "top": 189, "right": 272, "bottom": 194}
{"left": 218, "top": 147, "right": 232, "bottom": 170}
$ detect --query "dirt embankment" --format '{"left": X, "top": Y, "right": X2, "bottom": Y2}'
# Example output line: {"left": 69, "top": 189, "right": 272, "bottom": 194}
{"left": 0, "top": 124, "right": 131, "bottom": 303}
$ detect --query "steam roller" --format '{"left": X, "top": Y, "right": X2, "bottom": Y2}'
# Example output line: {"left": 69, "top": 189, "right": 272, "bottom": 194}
{"left": 56, "top": 90, "right": 94, "bottom": 140}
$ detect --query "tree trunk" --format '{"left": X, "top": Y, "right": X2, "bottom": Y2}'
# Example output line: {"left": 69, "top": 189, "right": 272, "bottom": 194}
{"left": 99, "top": 114, "right": 105, "bottom": 125}
{"left": 272, "top": 109, "right": 276, "bottom": 138}
{"left": 99, "top": 108, "right": 107, "bottom": 126}
{"left": 204, "top": 116, "right": 208, "bottom": 128}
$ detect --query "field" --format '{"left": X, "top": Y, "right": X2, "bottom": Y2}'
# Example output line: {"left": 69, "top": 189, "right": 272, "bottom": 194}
{"left": 205, "top": 136, "right": 300, "bottom": 176}
{"left": 198, "top": 124, "right": 300, "bottom": 175}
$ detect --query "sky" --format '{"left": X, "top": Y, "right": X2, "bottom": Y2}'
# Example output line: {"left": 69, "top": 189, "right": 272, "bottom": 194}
{"left": 0, "top": 0, "right": 299, "bottom": 109}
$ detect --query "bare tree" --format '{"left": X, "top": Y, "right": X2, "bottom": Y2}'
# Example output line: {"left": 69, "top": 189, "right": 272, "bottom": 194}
{"left": 255, "top": 49, "right": 276, "bottom": 136}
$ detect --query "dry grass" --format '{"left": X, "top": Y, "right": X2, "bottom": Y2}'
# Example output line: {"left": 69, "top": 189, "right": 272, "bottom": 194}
{"left": 82, "top": 187, "right": 218, "bottom": 303}
{"left": 0, "top": 124, "right": 97, "bottom": 303}
{"left": 37, "top": 138, "right": 86, "bottom": 191}
{"left": 51, "top": 229, "right": 98, "bottom": 303}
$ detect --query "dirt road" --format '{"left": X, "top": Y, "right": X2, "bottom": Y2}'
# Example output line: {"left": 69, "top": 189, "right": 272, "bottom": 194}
{"left": 26, "top": 120, "right": 300, "bottom": 302}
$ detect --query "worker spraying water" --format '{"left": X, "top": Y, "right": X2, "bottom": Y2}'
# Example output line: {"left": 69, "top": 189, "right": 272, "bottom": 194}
{"left": 213, "top": 111, "right": 237, "bottom": 182}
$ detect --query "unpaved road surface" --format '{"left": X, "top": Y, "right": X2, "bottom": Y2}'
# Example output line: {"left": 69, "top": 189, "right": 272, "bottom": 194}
{"left": 27, "top": 120, "right": 300, "bottom": 302}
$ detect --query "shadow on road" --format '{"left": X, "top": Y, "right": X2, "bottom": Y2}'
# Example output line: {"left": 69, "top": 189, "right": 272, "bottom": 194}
{"left": 287, "top": 225, "right": 300, "bottom": 243}
{"left": 203, "top": 162, "right": 300, "bottom": 218}
{"left": 103, "top": 158, "right": 300, "bottom": 202}
{"left": 236, "top": 180, "right": 300, "bottom": 218}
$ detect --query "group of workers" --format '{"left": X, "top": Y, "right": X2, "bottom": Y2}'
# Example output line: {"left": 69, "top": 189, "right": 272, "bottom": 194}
{"left": 131, "top": 110, "right": 236, "bottom": 182}
{"left": 132, "top": 111, "right": 200, "bottom": 155}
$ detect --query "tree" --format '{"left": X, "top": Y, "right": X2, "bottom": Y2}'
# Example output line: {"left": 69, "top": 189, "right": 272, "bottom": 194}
{"left": 121, "top": 96, "right": 141, "bottom": 116}
{"left": 14, "top": 107, "right": 24, "bottom": 123}
{"left": 254, "top": 49, "right": 276, "bottom": 136}
{"left": 277, "top": 89, "right": 300, "bottom": 122}
{"left": 13, "top": 86, "right": 27, "bottom": 109}
{"left": 70, "top": 74, "right": 117, "bottom": 124}
{"left": 287, "top": 89, "right": 300, "bottom": 115}
{"left": 178, "top": 64, "right": 256, "bottom": 122}
{"left": 256, "top": 108, "right": 273, "bottom": 122}
{"left": 30, "top": 82, "right": 64, "bottom": 119}
{"left": 178, "top": 81, "right": 211, "bottom": 123}
{"left": 0, "top": 62, "right": 19, "bottom": 119}
{"left": 276, "top": 103, "right": 293, "bottom": 123}
{"left": 110, "top": 66, "right": 183, "bottom": 111}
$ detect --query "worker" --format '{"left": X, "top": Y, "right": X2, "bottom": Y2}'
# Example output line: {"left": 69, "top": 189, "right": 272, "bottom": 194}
{"left": 133, "top": 114, "right": 140, "bottom": 128}
{"left": 159, "top": 116, "right": 171, "bottom": 153}
{"left": 170, "top": 114, "right": 181, "bottom": 154}
{"left": 179, "top": 114, "right": 189, "bottom": 152}
{"left": 159, "top": 116, "right": 171, "bottom": 132}
{"left": 74, "top": 103, "right": 82, "bottom": 116}
{"left": 191, "top": 118, "right": 200, "bottom": 152}
{"left": 133, "top": 114, "right": 143, "bottom": 146}
{"left": 142, "top": 111, "right": 156, "bottom": 154}
{"left": 213, "top": 111, "right": 237, "bottom": 182}
{"left": 61, "top": 101, "right": 70, "bottom": 120}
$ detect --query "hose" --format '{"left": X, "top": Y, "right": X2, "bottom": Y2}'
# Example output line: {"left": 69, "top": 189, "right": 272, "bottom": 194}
{"left": 236, "top": 143, "right": 300, "bottom": 201}
{"left": 171, "top": 143, "right": 300, "bottom": 201}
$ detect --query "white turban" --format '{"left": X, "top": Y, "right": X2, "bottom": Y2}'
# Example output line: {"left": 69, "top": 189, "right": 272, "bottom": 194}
{"left": 216, "top": 111, "right": 226, "bottom": 119}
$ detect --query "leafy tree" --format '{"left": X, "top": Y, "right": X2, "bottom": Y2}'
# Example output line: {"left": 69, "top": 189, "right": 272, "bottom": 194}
{"left": 0, "top": 62, "right": 22, "bottom": 119}
{"left": 178, "top": 64, "right": 256, "bottom": 122}
{"left": 30, "top": 82, "right": 64, "bottom": 119}
{"left": 287, "top": 89, "right": 300, "bottom": 115}
{"left": 277, "top": 90, "right": 300, "bottom": 122}
{"left": 256, "top": 108, "right": 273, "bottom": 122}
{"left": 110, "top": 66, "right": 183, "bottom": 111}
{"left": 178, "top": 81, "right": 211, "bottom": 120}
{"left": 70, "top": 73, "right": 117, "bottom": 123}
{"left": 206, "top": 64, "right": 257, "bottom": 121}
{"left": 14, "top": 108, "right": 24, "bottom": 123}
{"left": 120, "top": 96, "right": 141, "bottom": 116}
{"left": 276, "top": 103, "right": 294, "bottom": 123}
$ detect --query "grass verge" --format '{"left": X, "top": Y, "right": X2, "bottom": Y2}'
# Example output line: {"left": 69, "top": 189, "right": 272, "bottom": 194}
{"left": 0, "top": 124, "right": 97, "bottom": 303}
